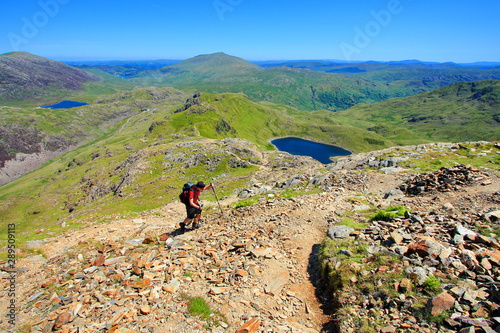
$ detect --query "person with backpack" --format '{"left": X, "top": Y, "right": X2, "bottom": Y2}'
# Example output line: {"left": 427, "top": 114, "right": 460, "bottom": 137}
{"left": 179, "top": 181, "right": 213, "bottom": 232}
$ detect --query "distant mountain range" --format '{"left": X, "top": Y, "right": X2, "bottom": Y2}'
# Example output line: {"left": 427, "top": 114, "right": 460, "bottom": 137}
{"left": 72, "top": 52, "right": 500, "bottom": 111}
{"left": 1, "top": 50, "right": 499, "bottom": 112}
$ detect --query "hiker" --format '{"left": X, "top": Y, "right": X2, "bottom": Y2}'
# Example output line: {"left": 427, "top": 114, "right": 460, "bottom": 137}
{"left": 180, "top": 181, "right": 213, "bottom": 231}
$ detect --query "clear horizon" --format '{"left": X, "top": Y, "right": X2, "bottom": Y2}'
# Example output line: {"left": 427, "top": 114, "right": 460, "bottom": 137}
{"left": 1, "top": 1, "right": 499, "bottom": 63}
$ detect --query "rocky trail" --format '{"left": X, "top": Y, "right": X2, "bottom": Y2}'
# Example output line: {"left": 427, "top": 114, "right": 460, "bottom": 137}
{"left": 1, "top": 184, "right": 344, "bottom": 332}
{"left": 1, "top": 141, "right": 500, "bottom": 333}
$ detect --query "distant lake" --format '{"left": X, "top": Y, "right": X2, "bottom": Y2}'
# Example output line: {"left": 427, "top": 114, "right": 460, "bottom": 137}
{"left": 41, "top": 100, "right": 89, "bottom": 109}
{"left": 271, "top": 137, "right": 351, "bottom": 164}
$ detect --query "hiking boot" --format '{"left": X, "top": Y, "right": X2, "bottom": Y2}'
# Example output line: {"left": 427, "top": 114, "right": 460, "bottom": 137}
{"left": 193, "top": 222, "right": 202, "bottom": 229}
{"left": 179, "top": 222, "right": 186, "bottom": 232}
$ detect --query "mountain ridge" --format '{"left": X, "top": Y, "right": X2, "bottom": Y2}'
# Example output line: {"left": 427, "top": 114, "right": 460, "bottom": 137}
{"left": 0, "top": 51, "right": 101, "bottom": 102}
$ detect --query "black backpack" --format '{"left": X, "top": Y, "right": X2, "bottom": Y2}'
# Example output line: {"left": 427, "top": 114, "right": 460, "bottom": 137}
{"left": 179, "top": 182, "right": 194, "bottom": 204}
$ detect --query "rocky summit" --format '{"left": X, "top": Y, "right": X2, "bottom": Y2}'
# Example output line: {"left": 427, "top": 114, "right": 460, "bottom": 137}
{"left": 0, "top": 141, "right": 499, "bottom": 333}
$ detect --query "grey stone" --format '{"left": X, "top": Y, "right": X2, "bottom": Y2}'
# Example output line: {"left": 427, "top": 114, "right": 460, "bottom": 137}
{"left": 484, "top": 210, "right": 500, "bottom": 223}
{"left": 383, "top": 188, "right": 404, "bottom": 199}
{"left": 328, "top": 225, "right": 354, "bottom": 239}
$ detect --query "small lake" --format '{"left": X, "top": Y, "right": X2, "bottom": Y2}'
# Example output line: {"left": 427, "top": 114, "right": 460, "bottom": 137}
{"left": 41, "top": 100, "right": 89, "bottom": 109}
{"left": 271, "top": 137, "right": 351, "bottom": 164}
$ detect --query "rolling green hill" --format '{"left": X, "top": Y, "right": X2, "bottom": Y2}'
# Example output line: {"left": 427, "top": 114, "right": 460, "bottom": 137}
{"left": 77, "top": 53, "right": 500, "bottom": 112}
{"left": 332, "top": 79, "right": 500, "bottom": 145}
{"left": 136, "top": 52, "right": 400, "bottom": 111}
{"left": 0, "top": 89, "right": 395, "bottom": 243}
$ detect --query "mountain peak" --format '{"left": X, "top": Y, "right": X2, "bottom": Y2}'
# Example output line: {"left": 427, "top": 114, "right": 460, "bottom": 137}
{"left": 170, "top": 52, "right": 262, "bottom": 71}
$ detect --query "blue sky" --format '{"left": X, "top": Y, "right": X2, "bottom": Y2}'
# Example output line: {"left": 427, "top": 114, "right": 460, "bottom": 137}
{"left": 1, "top": 0, "right": 499, "bottom": 63}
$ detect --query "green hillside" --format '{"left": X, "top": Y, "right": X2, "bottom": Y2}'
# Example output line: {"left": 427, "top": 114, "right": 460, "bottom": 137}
{"left": 355, "top": 67, "right": 500, "bottom": 95}
{"left": 77, "top": 53, "right": 498, "bottom": 112}
{"left": 332, "top": 80, "right": 500, "bottom": 145}
{"left": 0, "top": 87, "right": 187, "bottom": 178}
{"left": 0, "top": 90, "right": 394, "bottom": 245}
{"left": 149, "top": 92, "right": 392, "bottom": 151}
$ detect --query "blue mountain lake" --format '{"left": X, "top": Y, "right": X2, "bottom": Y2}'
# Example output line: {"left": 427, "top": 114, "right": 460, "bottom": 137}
{"left": 41, "top": 100, "right": 89, "bottom": 109}
{"left": 271, "top": 137, "right": 351, "bottom": 164}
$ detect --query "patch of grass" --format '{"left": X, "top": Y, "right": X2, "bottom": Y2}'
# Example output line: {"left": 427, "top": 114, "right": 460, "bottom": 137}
{"left": 187, "top": 296, "right": 212, "bottom": 319}
{"left": 370, "top": 205, "right": 409, "bottom": 221}
{"left": 279, "top": 186, "right": 323, "bottom": 198}
{"left": 339, "top": 217, "right": 369, "bottom": 230}
{"left": 183, "top": 295, "right": 225, "bottom": 327}
{"left": 234, "top": 196, "right": 261, "bottom": 208}
{"left": 400, "top": 142, "right": 500, "bottom": 172}
{"left": 421, "top": 275, "right": 442, "bottom": 294}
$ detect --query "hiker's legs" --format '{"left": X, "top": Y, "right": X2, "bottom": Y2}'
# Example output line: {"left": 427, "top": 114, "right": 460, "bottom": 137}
{"left": 192, "top": 213, "right": 203, "bottom": 228}
{"left": 183, "top": 206, "right": 202, "bottom": 230}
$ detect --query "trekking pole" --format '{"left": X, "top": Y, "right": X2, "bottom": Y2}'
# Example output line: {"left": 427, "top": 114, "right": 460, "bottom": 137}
{"left": 211, "top": 184, "right": 224, "bottom": 216}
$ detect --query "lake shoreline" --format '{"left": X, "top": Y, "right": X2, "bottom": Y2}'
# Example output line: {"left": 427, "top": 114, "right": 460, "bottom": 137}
{"left": 269, "top": 136, "right": 353, "bottom": 164}
{"left": 41, "top": 100, "right": 89, "bottom": 109}
{"left": 268, "top": 136, "right": 354, "bottom": 153}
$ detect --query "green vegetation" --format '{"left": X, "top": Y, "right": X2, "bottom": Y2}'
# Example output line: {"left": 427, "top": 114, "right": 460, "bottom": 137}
{"left": 187, "top": 296, "right": 212, "bottom": 319}
{"left": 338, "top": 217, "right": 369, "bottom": 231}
{"left": 319, "top": 237, "right": 405, "bottom": 302}
{"left": 371, "top": 141, "right": 500, "bottom": 173}
{"left": 234, "top": 196, "right": 261, "bottom": 209}
{"left": 370, "top": 206, "right": 410, "bottom": 221}
{"left": 318, "top": 232, "right": 454, "bottom": 331}
{"left": 185, "top": 295, "right": 225, "bottom": 327}
{"left": 421, "top": 275, "right": 442, "bottom": 294}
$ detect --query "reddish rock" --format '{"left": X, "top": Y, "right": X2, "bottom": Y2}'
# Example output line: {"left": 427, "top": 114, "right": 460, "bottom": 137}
{"left": 142, "top": 237, "right": 155, "bottom": 244}
{"left": 53, "top": 312, "right": 72, "bottom": 330}
{"left": 428, "top": 292, "right": 455, "bottom": 316}
{"left": 399, "top": 278, "right": 413, "bottom": 292}
{"left": 41, "top": 278, "right": 57, "bottom": 288}
{"left": 406, "top": 238, "right": 445, "bottom": 259}
{"left": 127, "top": 278, "right": 151, "bottom": 289}
{"left": 236, "top": 317, "right": 261, "bottom": 333}
{"left": 92, "top": 254, "right": 106, "bottom": 266}
{"left": 140, "top": 305, "right": 152, "bottom": 315}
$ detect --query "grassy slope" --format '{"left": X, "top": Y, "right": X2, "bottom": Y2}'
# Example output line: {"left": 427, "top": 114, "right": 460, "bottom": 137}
{"left": 0, "top": 87, "right": 188, "bottom": 172}
{"left": 355, "top": 67, "right": 500, "bottom": 95}
{"left": 0, "top": 90, "right": 396, "bottom": 247}
{"left": 331, "top": 80, "right": 500, "bottom": 145}
{"left": 150, "top": 92, "right": 393, "bottom": 151}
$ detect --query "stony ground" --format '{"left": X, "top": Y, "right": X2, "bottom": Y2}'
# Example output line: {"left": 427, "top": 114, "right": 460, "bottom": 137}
{"left": 1, "top": 142, "right": 499, "bottom": 333}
